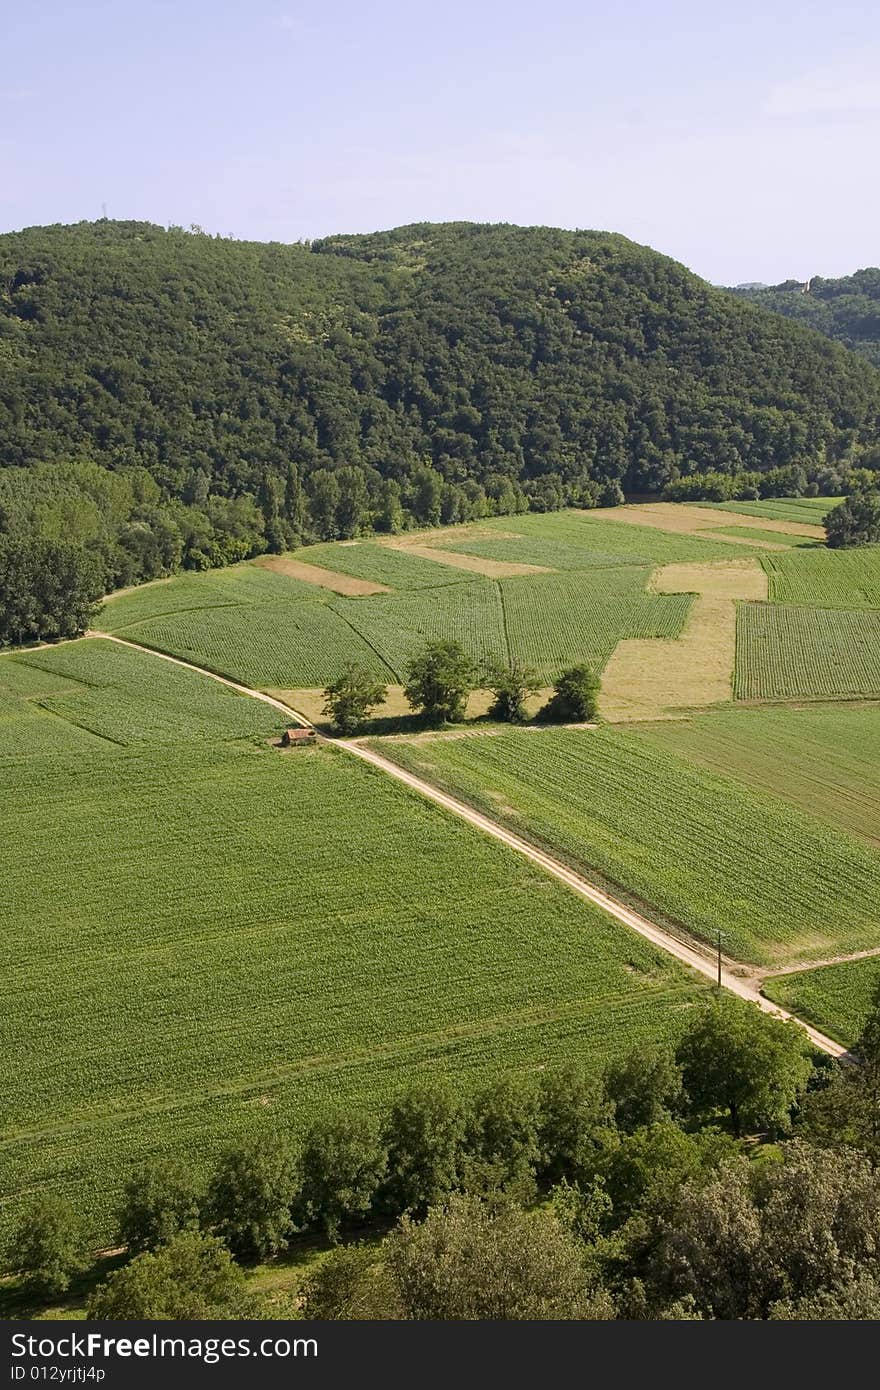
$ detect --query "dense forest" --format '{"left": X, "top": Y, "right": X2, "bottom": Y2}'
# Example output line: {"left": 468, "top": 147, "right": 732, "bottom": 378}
{"left": 732, "top": 269, "right": 880, "bottom": 368}
{"left": 2, "top": 220, "right": 880, "bottom": 624}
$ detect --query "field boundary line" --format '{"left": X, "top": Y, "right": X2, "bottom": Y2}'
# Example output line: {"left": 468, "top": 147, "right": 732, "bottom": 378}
{"left": 84, "top": 629, "right": 847, "bottom": 1059}
{"left": 339, "top": 740, "right": 847, "bottom": 1059}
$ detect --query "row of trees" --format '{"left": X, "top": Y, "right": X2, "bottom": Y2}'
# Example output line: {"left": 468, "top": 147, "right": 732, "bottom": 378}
{"left": 322, "top": 640, "right": 600, "bottom": 734}
{"left": 661, "top": 461, "right": 880, "bottom": 504}
{"left": 7, "top": 992, "right": 843, "bottom": 1318}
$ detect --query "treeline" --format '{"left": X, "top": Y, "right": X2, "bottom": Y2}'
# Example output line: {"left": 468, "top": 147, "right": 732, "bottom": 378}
{"left": 3, "top": 221, "right": 880, "bottom": 554}
{"left": 9, "top": 989, "right": 880, "bottom": 1320}
{"left": 662, "top": 461, "right": 878, "bottom": 503}
{"left": 732, "top": 268, "right": 880, "bottom": 368}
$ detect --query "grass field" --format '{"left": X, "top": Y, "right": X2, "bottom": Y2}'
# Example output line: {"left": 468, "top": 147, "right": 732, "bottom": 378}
{"left": 297, "top": 541, "right": 473, "bottom": 590}
{"left": 99, "top": 563, "right": 330, "bottom": 631}
{"left": 0, "top": 640, "right": 710, "bottom": 1246}
{"left": 707, "top": 498, "right": 840, "bottom": 526}
{"left": 735, "top": 603, "right": 880, "bottom": 701}
{"left": 763, "top": 957, "right": 880, "bottom": 1048}
{"left": 762, "top": 547, "right": 880, "bottom": 609}
{"left": 373, "top": 727, "right": 880, "bottom": 967}
{"left": 638, "top": 704, "right": 880, "bottom": 849}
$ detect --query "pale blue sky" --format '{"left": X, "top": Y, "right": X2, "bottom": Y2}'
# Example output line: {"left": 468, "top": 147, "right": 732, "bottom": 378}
{"left": 2, "top": 0, "right": 878, "bottom": 283}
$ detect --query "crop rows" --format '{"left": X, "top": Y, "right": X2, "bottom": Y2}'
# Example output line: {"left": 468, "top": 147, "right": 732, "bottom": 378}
{"left": 0, "top": 689, "right": 706, "bottom": 1242}
{"left": 639, "top": 703, "right": 880, "bottom": 849}
{"left": 735, "top": 602, "right": 880, "bottom": 700}
{"left": 99, "top": 562, "right": 327, "bottom": 632}
{"left": 501, "top": 569, "right": 691, "bottom": 676}
{"left": 125, "top": 600, "right": 393, "bottom": 687}
{"left": 297, "top": 541, "right": 471, "bottom": 589}
{"left": 376, "top": 727, "right": 880, "bottom": 967}
{"left": 762, "top": 547, "right": 880, "bottom": 609}
{"left": 709, "top": 497, "right": 837, "bottom": 525}
{"left": 763, "top": 957, "right": 880, "bottom": 1048}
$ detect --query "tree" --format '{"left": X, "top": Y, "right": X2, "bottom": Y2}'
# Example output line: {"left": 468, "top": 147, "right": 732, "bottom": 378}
{"left": 379, "top": 1082, "right": 466, "bottom": 1218}
{"left": 0, "top": 536, "right": 103, "bottom": 647}
{"left": 296, "top": 1113, "right": 387, "bottom": 1241}
{"left": 676, "top": 997, "right": 811, "bottom": 1136}
{"left": 403, "top": 640, "right": 474, "bottom": 726}
{"left": 384, "top": 1193, "right": 613, "bottom": 1320}
{"left": 307, "top": 470, "right": 341, "bottom": 540}
{"left": 206, "top": 1132, "right": 295, "bottom": 1262}
{"left": 600, "top": 1121, "right": 733, "bottom": 1226}
{"left": 603, "top": 1048, "right": 684, "bottom": 1133}
{"left": 87, "top": 1231, "right": 250, "bottom": 1320}
{"left": 799, "top": 978, "right": 880, "bottom": 1160}
{"left": 463, "top": 1075, "right": 540, "bottom": 1195}
{"left": 483, "top": 660, "right": 541, "bottom": 724}
{"left": 825, "top": 487, "right": 880, "bottom": 547}
{"left": 8, "top": 1194, "right": 87, "bottom": 1299}
{"left": 117, "top": 1157, "right": 202, "bottom": 1254}
{"left": 535, "top": 1065, "right": 614, "bottom": 1188}
{"left": 301, "top": 1244, "right": 402, "bottom": 1319}
{"left": 322, "top": 665, "right": 387, "bottom": 735}
{"left": 537, "top": 664, "right": 600, "bottom": 723}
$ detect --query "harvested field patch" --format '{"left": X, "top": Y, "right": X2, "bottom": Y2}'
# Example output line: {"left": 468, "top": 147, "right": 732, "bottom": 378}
{"left": 391, "top": 542, "right": 550, "bottom": 579}
{"left": 590, "top": 502, "right": 824, "bottom": 540}
{"left": 253, "top": 553, "right": 389, "bottom": 596}
{"left": 601, "top": 560, "right": 767, "bottom": 720}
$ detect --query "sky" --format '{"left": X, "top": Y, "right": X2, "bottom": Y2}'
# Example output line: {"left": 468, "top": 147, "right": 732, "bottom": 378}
{"left": 2, "top": 0, "right": 878, "bottom": 284}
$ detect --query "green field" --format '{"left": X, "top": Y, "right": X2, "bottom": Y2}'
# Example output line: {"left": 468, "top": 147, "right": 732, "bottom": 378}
{"left": 373, "top": 727, "right": 880, "bottom": 967}
{"left": 763, "top": 957, "right": 880, "bottom": 1048}
{"left": 637, "top": 704, "right": 880, "bottom": 849}
{"left": 762, "top": 547, "right": 880, "bottom": 609}
{"left": 500, "top": 569, "right": 690, "bottom": 675}
{"left": 99, "top": 563, "right": 331, "bottom": 631}
{"left": 735, "top": 603, "right": 880, "bottom": 701}
{"left": 0, "top": 641, "right": 709, "bottom": 1245}
{"left": 706, "top": 498, "right": 839, "bottom": 525}
{"left": 495, "top": 510, "right": 769, "bottom": 564}
{"left": 296, "top": 541, "right": 472, "bottom": 589}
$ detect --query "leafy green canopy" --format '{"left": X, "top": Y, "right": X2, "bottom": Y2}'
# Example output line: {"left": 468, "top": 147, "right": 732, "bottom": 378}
{"left": 2, "top": 220, "right": 879, "bottom": 579}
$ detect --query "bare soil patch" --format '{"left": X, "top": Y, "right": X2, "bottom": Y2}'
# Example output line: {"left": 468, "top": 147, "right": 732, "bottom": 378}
{"left": 584, "top": 501, "right": 825, "bottom": 541}
{"left": 253, "top": 554, "right": 389, "bottom": 596}
{"left": 386, "top": 541, "right": 549, "bottom": 579}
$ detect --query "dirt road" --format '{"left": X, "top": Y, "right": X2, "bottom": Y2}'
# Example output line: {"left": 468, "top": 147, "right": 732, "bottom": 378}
{"left": 88, "top": 631, "right": 847, "bottom": 1058}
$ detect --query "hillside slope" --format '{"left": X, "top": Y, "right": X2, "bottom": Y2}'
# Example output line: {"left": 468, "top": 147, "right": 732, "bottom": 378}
{"left": 731, "top": 269, "right": 880, "bottom": 368}
{"left": 1, "top": 221, "right": 879, "bottom": 595}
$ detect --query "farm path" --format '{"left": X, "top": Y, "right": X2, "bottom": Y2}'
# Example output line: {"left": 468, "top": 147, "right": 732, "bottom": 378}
{"left": 87, "top": 631, "right": 312, "bottom": 726}
{"left": 84, "top": 631, "right": 847, "bottom": 1060}
{"left": 340, "top": 741, "right": 846, "bottom": 1059}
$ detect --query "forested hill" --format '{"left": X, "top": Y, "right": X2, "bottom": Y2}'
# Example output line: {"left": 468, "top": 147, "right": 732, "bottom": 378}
{"left": 1, "top": 220, "right": 879, "bottom": 599}
{"left": 731, "top": 270, "right": 880, "bottom": 368}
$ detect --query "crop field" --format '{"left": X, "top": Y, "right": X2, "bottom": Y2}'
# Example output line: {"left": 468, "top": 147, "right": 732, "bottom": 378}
{"left": 735, "top": 603, "right": 880, "bottom": 701}
{"left": 1, "top": 640, "right": 283, "bottom": 747}
{"left": 501, "top": 568, "right": 691, "bottom": 676}
{"left": 707, "top": 498, "right": 839, "bottom": 526}
{"left": 761, "top": 547, "right": 880, "bottom": 609}
{"left": 484, "top": 509, "right": 771, "bottom": 564}
{"left": 123, "top": 600, "right": 394, "bottom": 686}
{"left": 297, "top": 541, "right": 472, "bottom": 590}
{"left": 763, "top": 957, "right": 880, "bottom": 1048}
{"left": 374, "top": 727, "right": 880, "bottom": 967}
{"left": 708, "top": 526, "right": 808, "bottom": 548}
{"left": 638, "top": 704, "right": 880, "bottom": 848}
{"left": 0, "top": 643, "right": 709, "bottom": 1245}
{"left": 336, "top": 580, "right": 509, "bottom": 677}
{"left": 99, "top": 563, "right": 329, "bottom": 631}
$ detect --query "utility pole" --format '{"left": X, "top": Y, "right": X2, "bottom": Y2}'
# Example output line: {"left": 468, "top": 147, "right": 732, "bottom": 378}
{"left": 716, "top": 928, "right": 723, "bottom": 989}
